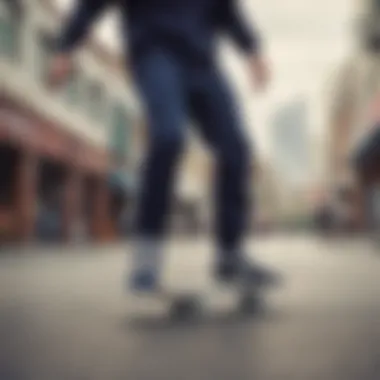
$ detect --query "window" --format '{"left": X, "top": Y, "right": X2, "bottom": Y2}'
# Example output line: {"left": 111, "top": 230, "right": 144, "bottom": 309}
{"left": 84, "top": 81, "right": 105, "bottom": 122}
{"left": 0, "top": 16, "right": 14, "bottom": 58}
{"left": 64, "top": 68, "right": 81, "bottom": 107}
{"left": 110, "top": 104, "right": 129, "bottom": 160}
{"left": 37, "top": 32, "right": 53, "bottom": 85}
{"left": 0, "top": 3, "right": 22, "bottom": 61}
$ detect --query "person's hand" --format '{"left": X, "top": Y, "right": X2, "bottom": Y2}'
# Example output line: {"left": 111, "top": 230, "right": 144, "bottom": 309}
{"left": 247, "top": 54, "right": 271, "bottom": 93}
{"left": 47, "top": 53, "right": 73, "bottom": 90}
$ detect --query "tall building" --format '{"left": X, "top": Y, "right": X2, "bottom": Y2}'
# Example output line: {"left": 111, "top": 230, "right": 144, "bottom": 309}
{"left": 0, "top": 0, "right": 141, "bottom": 243}
{"left": 269, "top": 99, "right": 317, "bottom": 223}
{"left": 271, "top": 98, "right": 311, "bottom": 186}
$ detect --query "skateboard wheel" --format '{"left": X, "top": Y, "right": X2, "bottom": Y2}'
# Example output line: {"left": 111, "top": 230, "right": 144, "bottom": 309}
{"left": 170, "top": 297, "right": 200, "bottom": 320}
{"left": 239, "top": 294, "right": 260, "bottom": 314}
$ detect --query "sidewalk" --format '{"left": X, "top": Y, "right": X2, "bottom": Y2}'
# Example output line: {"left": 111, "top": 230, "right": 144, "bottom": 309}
{"left": 0, "top": 234, "right": 379, "bottom": 380}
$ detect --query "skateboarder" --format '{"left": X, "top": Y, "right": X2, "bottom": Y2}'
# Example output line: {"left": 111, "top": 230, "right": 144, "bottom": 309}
{"left": 50, "top": 0, "right": 276, "bottom": 292}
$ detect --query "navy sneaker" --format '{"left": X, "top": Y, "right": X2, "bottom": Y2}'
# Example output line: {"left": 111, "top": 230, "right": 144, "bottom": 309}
{"left": 129, "top": 269, "right": 160, "bottom": 293}
{"left": 215, "top": 257, "right": 281, "bottom": 288}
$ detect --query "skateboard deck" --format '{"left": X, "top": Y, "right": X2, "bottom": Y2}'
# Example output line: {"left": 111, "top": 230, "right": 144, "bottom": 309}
{"left": 128, "top": 283, "right": 265, "bottom": 320}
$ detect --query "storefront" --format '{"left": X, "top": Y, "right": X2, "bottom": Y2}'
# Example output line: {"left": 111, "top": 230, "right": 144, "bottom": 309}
{"left": 107, "top": 169, "right": 138, "bottom": 238}
{"left": 0, "top": 95, "right": 113, "bottom": 244}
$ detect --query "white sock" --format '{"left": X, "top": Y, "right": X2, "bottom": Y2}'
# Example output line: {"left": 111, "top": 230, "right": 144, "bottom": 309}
{"left": 132, "top": 237, "right": 163, "bottom": 275}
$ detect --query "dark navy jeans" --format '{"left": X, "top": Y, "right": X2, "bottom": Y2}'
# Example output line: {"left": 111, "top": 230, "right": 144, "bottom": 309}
{"left": 353, "top": 126, "right": 380, "bottom": 231}
{"left": 133, "top": 49, "right": 251, "bottom": 254}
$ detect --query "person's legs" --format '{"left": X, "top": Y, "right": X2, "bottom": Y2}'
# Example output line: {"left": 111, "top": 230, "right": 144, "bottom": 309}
{"left": 130, "top": 51, "right": 186, "bottom": 290}
{"left": 189, "top": 68, "right": 250, "bottom": 258}
{"left": 189, "top": 67, "right": 278, "bottom": 286}
{"left": 353, "top": 127, "right": 380, "bottom": 237}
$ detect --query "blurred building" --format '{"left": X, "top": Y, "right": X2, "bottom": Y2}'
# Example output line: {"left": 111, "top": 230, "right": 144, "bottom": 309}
{"left": 171, "top": 136, "right": 212, "bottom": 235}
{"left": 0, "top": 0, "right": 141, "bottom": 244}
{"left": 271, "top": 98, "right": 311, "bottom": 186}
{"left": 326, "top": 0, "right": 380, "bottom": 227}
{"left": 269, "top": 98, "right": 314, "bottom": 225}
{"left": 254, "top": 159, "right": 280, "bottom": 228}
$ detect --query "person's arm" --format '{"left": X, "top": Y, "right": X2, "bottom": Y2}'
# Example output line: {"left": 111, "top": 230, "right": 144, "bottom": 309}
{"left": 49, "top": 0, "right": 110, "bottom": 88}
{"left": 217, "top": 0, "right": 269, "bottom": 91}
{"left": 219, "top": 0, "right": 262, "bottom": 56}
{"left": 55, "top": 0, "right": 110, "bottom": 53}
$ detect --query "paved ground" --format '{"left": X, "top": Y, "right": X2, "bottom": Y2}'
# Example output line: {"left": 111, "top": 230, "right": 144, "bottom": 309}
{"left": 0, "top": 235, "right": 379, "bottom": 380}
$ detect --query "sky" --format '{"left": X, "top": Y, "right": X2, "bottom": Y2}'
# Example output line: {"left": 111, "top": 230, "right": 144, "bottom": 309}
{"left": 56, "top": 0, "right": 355, "bottom": 158}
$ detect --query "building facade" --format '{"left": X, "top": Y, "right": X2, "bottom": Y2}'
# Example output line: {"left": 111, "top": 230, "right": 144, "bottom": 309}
{"left": 271, "top": 98, "right": 311, "bottom": 186}
{"left": 0, "top": 0, "right": 141, "bottom": 244}
{"left": 268, "top": 98, "right": 315, "bottom": 225}
{"left": 326, "top": 0, "right": 380, "bottom": 227}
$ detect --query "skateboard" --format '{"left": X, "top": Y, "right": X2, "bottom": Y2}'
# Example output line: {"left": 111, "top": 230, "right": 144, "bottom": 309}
{"left": 168, "top": 288, "right": 262, "bottom": 320}
{"left": 129, "top": 283, "right": 265, "bottom": 320}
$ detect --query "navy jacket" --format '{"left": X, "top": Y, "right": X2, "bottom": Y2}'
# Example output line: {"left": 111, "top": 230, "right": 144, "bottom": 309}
{"left": 57, "top": 0, "right": 261, "bottom": 65}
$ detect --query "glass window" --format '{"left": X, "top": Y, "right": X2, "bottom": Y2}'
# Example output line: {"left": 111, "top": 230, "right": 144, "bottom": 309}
{"left": 84, "top": 79, "right": 105, "bottom": 122}
{"left": 81, "top": 78, "right": 106, "bottom": 125}
{"left": 0, "top": 5, "right": 21, "bottom": 61}
{"left": 64, "top": 68, "right": 81, "bottom": 106}
{"left": 37, "top": 32, "right": 52, "bottom": 85}
{"left": 110, "top": 104, "right": 129, "bottom": 159}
